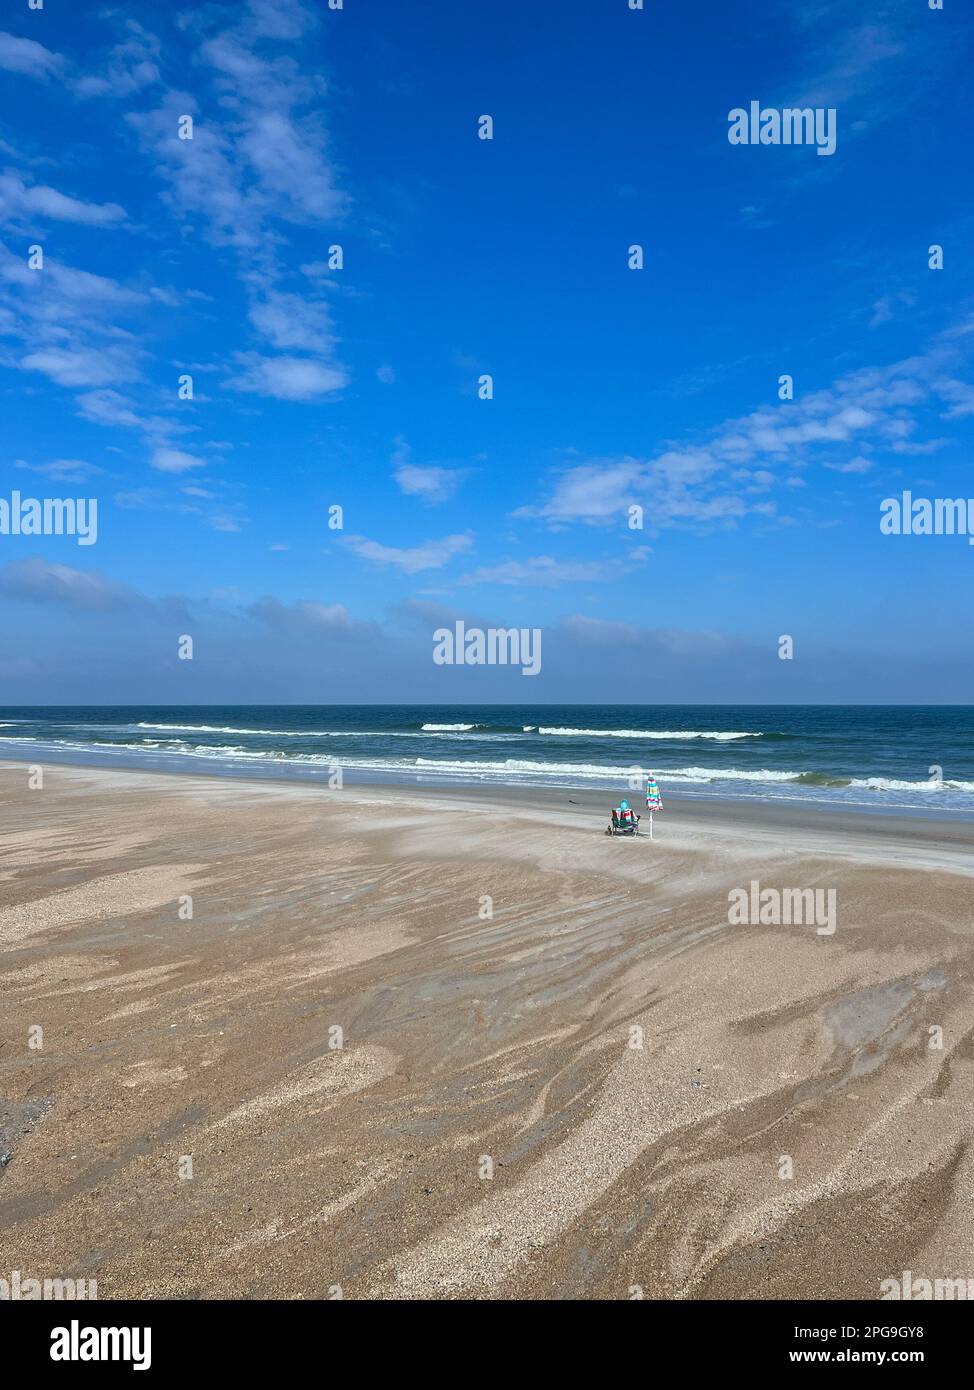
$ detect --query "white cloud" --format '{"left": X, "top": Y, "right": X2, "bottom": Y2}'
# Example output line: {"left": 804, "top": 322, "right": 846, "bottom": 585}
{"left": 73, "top": 20, "right": 161, "bottom": 99}
{"left": 240, "top": 110, "right": 343, "bottom": 223}
{"left": 341, "top": 532, "right": 474, "bottom": 574}
{"left": 0, "top": 557, "right": 138, "bottom": 612}
{"left": 20, "top": 345, "right": 138, "bottom": 388}
{"left": 394, "top": 464, "right": 467, "bottom": 505}
{"left": 16, "top": 458, "right": 103, "bottom": 484}
{"left": 248, "top": 290, "right": 336, "bottom": 354}
{"left": 128, "top": 21, "right": 342, "bottom": 243}
{"left": 128, "top": 95, "right": 251, "bottom": 249}
{"left": 33, "top": 260, "right": 146, "bottom": 314}
{"left": 0, "top": 242, "right": 148, "bottom": 389}
{"left": 126, "top": 5, "right": 348, "bottom": 401}
{"left": 245, "top": 0, "right": 314, "bottom": 41}
{"left": 0, "top": 31, "right": 63, "bottom": 79}
{"left": 825, "top": 455, "right": 872, "bottom": 474}
{"left": 937, "top": 380, "right": 974, "bottom": 420}
{"left": 459, "top": 556, "right": 617, "bottom": 587}
{"left": 797, "top": 23, "right": 904, "bottom": 102}
{"left": 519, "top": 347, "right": 973, "bottom": 532}
{"left": 869, "top": 290, "right": 914, "bottom": 329}
{"left": 226, "top": 352, "right": 347, "bottom": 401}
{"left": 76, "top": 390, "right": 149, "bottom": 430}
{"left": 0, "top": 172, "right": 126, "bottom": 227}
{"left": 249, "top": 596, "right": 366, "bottom": 638}
{"left": 152, "top": 448, "right": 206, "bottom": 473}
{"left": 514, "top": 458, "right": 644, "bottom": 524}
{"left": 890, "top": 438, "right": 947, "bottom": 456}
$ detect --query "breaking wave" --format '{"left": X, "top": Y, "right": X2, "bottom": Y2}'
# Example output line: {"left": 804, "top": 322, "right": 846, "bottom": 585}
{"left": 536, "top": 727, "right": 762, "bottom": 741}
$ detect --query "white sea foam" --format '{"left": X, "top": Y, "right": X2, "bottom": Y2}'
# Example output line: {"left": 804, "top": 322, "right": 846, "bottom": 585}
{"left": 849, "top": 776, "right": 974, "bottom": 792}
{"left": 9, "top": 735, "right": 974, "bottom": 792}
{"left": 420, "top": 722, "right": 479, "bottom": 731}
{"left": 536, "top": 727, "right": 761, "bottom": 741}
{"left": 409, "top": 758, "right": 794, "bottom": 782}
{"left": 133, "top": 722, "right": 760, "bottom": 743}
{"left": 4, "top": 729, "right": 974, "bottom": 807}
{"left": 137, "top": 722, "right": 313, "bottom": 736}
{"left": 137, "top": 722, "right": 429, "bottom": 739}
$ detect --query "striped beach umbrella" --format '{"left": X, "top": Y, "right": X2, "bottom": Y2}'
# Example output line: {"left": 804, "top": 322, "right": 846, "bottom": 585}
{"left": 645, "top": 775, "right": 662, "bottom": 839}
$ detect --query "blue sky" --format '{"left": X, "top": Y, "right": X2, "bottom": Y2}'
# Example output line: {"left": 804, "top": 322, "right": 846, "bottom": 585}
{"left": 0, "top": 0, "right": 972, "bottom": 703}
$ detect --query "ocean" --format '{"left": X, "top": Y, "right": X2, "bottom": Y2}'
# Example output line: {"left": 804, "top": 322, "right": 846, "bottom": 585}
{"left": 1, "top": 705, "right": 973, "bottom": 817}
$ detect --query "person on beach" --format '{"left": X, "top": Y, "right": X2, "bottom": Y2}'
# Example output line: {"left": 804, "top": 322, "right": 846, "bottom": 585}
{"left": 612, "top": 799, "right": 638, "bottom": 830}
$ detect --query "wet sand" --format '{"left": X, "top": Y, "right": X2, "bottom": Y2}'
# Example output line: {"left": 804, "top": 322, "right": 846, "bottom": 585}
{"left": 1, "top": 759, "right": 973, "bottom": 1300}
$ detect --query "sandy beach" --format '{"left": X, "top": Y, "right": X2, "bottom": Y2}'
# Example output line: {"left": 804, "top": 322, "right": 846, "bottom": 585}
{"left": 2, "top": 759, "right": 973, "bottom": 1301}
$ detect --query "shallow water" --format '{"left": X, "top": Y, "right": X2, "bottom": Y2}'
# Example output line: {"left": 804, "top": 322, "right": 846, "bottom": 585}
{"left": 1, "top": 703, "right": 972, "bottom": 815}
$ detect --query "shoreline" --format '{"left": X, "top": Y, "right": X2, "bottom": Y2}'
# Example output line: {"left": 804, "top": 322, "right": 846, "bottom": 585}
{"left": 5, "top": 753, "right": 974, "bottom": 854}
{"left": 3, "top": 744, "right": 974, "bottom": 832}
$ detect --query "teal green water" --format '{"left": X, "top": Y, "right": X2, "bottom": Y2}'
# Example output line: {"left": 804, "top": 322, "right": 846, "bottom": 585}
{"left": 2, "top": 704, "right": 973, "bottom": 817}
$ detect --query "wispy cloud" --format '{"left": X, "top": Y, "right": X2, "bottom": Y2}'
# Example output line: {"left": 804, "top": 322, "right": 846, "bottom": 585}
{"left": 0, "top": 171, "right": 126, "bottom": 228}
{"left": 19, "top": 344, "right": 139, "bottom": 389}
{"left": 0, "top": 557, "right": 142, "bottom": 612}
{"left": 126, "top": 1, "right": 347, "bottom": 400}
{"left": 73, "top": 20, "right": 161, "bottom": 100}
{"left": 791, "top": 21, "right": 906, "bottom": 112}
{"left": 248, "top": 595, "right": 375, "bottom": 640}
{"left": 518, "top": 340, "right": 972, "bottom": 532}
{"left": 0, "top": 240, "right": 147, "bottom": 389}
{"left": 151, "top": 447, "right": 206, "bottom": 474}
{"left": 2, "top": 18, "right": 158, "bottom": 95}
{"left": 247, "top": 290, "right": 337, "bottom": 354}
{"left": 15, "top": 458, "right": 104, "bottom": 484}
{"left": 341, "top": 532, "right": 474, "bottom": 574}
{"left": 391, "top": 437, "right": 469, "bottom": 504}
{"left": 938, "top": 380, "right": 974, "bottom": 421}
{"left": 394, "top": 464, "right": 468, "bottom": 504}
{"left": 824, "top": 455, "right": 872, "bottom": 474}
{"left": 458, "top": 554, "right": 646, "bottom": 587}
{"left": 225, "top": 352, "right": 347, "bottom": 401}
{"left": 0, "top": 31, "right": 63, "bottom": 80}
{"left": 76, "top": 389, "right": 176, "bottom": 438}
